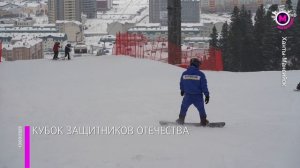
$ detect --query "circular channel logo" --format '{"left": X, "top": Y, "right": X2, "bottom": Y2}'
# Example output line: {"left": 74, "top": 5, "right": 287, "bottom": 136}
{"left": 275, "top": 11, "right": 291, "bottom": 26}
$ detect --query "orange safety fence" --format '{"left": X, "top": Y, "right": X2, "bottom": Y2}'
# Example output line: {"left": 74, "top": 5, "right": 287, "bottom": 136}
{"left": 113, "top": 32, "right": 223, "bottom": 71}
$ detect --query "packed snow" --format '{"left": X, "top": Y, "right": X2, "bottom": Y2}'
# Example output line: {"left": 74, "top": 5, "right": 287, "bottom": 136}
{"left": 0, "top": 56, "right": 299, "bottom": 168}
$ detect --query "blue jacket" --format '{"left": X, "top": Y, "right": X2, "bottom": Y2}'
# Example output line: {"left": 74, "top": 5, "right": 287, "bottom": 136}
{"left": 180, "top": 66, "right": 209, "bottom": 97}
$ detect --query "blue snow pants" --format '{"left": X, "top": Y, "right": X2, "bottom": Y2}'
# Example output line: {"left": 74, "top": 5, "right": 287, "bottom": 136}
{"left": 180, "top": 94, "right": 207, "bottom": 119}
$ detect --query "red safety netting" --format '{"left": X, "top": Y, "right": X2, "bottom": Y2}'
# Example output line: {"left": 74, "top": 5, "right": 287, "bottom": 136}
{"left": 113, "top": 32, "right": 223, "bottom": 71}
{"left": 178, "top": 48, "right": 223, "bottom": 71}
{"left": 114, "top": 32, "right": 148, "bottom": 58}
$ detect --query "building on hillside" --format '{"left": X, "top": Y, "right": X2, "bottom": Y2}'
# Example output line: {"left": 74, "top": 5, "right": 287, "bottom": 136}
{"left": 127, "top": 23, "right": 204, "bottom": 40}
{"left": 107, "top": 21, "right": 136, "bottom": 35}
{"left": 0, "top": 26, "right": 58, "bottom": 33}
{"left": 15, "top": 17, "right": 36, "bottom": 26}
{"left": 38, "top": 34, "right": 68, "bottom": 51}
{"left": 0, "top": 2, "right": 24, "bottom": 18}
{"left": 0, "top": 33, "right": 67, "bottom": 51}
{"left": 2, "top": 38, "right": 44, "bottom": 61}
{"left": 23, "top": 2, "right": 48, "bottom": 16}
{"left": 0, "top": 17, "right": 36, "bottom": 26}
{"left": 183, "top": 37, "right": 211, "bottom": 49}
{"left": 56, "top": 20, "right": 83, "bottom": 42}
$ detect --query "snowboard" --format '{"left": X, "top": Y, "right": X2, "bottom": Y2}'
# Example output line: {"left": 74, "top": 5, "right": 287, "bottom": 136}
{"left": 159, "top": 121, "right": 225, "bottom": 128}
{"left": 294, "top": 89, "right": 300, "bottom": 92}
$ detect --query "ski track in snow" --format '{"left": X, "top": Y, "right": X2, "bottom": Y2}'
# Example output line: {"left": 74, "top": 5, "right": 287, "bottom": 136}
{"left": 0, "top": 55, "right": 299, "bottom": 168}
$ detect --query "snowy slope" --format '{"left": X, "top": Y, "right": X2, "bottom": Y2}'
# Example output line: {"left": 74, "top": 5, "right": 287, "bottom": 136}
{"left": 0, "top": 56, "right": 300, "bottom": 168}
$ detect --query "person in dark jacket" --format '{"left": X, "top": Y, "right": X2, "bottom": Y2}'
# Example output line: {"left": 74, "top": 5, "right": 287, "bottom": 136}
{"left": 53, "top": 42, "right": 61, "bottom": 60}
{"left": 64, "top": 44, "right": 71, "bottom": 60}
{"left": 297, "top": 82, "right": 300, "bottom": 90}
{"left": 176, "top": 58, "right": 210, "bottom": 126}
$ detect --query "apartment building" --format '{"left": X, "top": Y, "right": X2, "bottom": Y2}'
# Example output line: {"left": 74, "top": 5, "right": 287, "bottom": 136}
{"left": 149, "top": 0, "right": 201, "bottom": 24}
{"left": 81, "top": 0, "right": 97, "bottom": 18}
{"left": 48, "top": 0, "right": 81, "bottom": 23}
{"left": 64, "top": 0, "right": 81, "bottom": 21}
{"left": 48, "top": 0, "right": 64, "bottom": 23}
{"left": 96, "top": 0, "right": 113, "bottom": 11}
{"left": 2, "top": 38, "right": 44, "bottom": 61}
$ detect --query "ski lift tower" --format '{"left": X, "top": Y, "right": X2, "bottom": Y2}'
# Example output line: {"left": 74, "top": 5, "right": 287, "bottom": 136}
{"left": 167, "top": 0, "right": 182, "bottom": 65}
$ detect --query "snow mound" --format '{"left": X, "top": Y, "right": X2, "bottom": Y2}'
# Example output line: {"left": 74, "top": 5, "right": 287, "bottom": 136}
{"left": 0, "top": 56, "right": 299, "bottom": 168}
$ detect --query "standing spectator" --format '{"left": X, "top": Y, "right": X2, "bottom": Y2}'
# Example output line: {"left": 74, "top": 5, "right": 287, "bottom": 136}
{"left": 64, "top": 44, "right": 71, "bottom": 60}
{"left": 53, "top": 42, "right": 61, "bottom": 60}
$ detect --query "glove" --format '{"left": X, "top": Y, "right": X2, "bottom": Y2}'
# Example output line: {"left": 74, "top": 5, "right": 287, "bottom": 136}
{"left": 180, "top": 91, "right": 184, "bottom": 96}
{"left": 205, "top": 96, "right": 210, "bottom": 104}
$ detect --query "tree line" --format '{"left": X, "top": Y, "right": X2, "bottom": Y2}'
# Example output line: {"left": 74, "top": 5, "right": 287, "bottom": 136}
{"left": 209, "top": 0, "right": 300, "bottom": 72}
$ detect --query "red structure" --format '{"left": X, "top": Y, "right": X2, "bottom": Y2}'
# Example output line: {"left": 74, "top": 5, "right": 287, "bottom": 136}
{"left": 178, "top": 48, "right": 223, "bottom": 71}
{"left": 114, "top": 32, "right": 147, "bottom": 58}
{"left": 202, "top": 48, "right": 223, "bottom": 71}
{"left": 114, "top": 32, "right": 223, "bottom": 71}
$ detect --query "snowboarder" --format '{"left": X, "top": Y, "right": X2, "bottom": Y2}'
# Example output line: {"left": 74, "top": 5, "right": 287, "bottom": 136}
{"left": 53, "top": 42, "right": 61, "bottom": 60}
{"left": 176, "top": 58, "right": 210, "bottom": 126}
{"left": 297, "top": 82, "right": 300, "bottom": 91}
{"left": 64, "top": 44, "right": 71, "bottom": 60}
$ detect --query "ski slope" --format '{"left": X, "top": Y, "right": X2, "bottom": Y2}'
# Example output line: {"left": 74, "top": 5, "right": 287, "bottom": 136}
{"left": 0, "top": 56, "right": 299, "bottom": 168}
